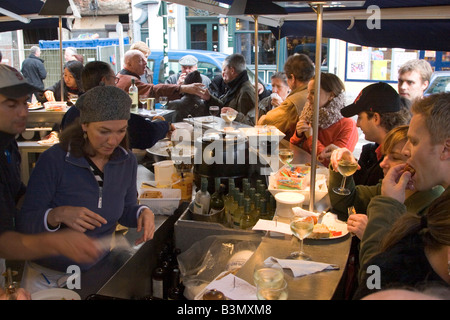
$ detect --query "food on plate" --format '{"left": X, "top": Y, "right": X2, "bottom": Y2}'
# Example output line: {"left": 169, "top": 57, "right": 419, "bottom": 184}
{"left": 403, "top": 163, "right": 416, "bottom": 177}
{"left": 27, "top": 102, "right": 42, "bottom": 109}
{"left": 44, "top": 102, "right": 67, "bottom": 111}
{"left": 140, "top": 190, "right": 163, "bottom": 199}
{"left": 309, "top": 223, "right": 342, "bottom": 239}
{"left": 37, "top": 131, "right": 59, "bottom": 145}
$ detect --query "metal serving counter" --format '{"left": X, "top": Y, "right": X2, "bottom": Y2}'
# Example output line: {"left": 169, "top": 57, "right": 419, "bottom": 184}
{"left": 74, "top": 165, "right": 187, "bottom": 300}
{"left": 66, "top": 117, "right": 350, "bottom": 300}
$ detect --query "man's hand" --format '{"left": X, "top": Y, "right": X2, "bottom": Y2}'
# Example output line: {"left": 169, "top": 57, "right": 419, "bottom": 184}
{"left": 329, "top": 148, "right": 359, "bottom": 172}
{"left": 180, "top": 83, "right": 206, "bottom": 98}
{"left": 381, "top": 163, "right": 414, "bottom": 204}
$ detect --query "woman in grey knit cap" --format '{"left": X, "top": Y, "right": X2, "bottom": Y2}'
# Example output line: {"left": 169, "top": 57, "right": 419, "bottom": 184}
{"left": 17, "top": 86, "right": 155, "bottom": 293}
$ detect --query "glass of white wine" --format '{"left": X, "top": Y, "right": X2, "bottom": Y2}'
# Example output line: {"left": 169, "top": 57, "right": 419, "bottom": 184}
{"left": 289, "top": 216, "right": 314, "bottom": 260}
{"left": 257, "top": 280, "right": 288, "bottom": 300}
{"left": 253, "top": 260, "right": 284, "bottom": 290}
{"left": 159, "top": 96, "right": 168, "bottom": 109}
{"left": 333, "top": 159, "right": 359, "bottom": 195}
{"left": 278, "top": 148, "right": 294, "bottom": 167}
{"left": 139, "top": 95, "right": 148, "bottom": 109}
{"left": 226, "top": 109, "right": 238, "bottom": 126}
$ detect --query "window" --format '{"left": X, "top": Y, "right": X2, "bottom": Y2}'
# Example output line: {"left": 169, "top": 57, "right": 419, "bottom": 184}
{"left": 346, "top": 43, "right": 419, "bottom": 82}
{"left": 158, "top": 59, "right": 221, "bottom": 83}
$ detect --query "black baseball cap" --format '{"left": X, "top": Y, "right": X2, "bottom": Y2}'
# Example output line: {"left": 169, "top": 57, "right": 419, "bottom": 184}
{"left": 341, "top": 82, "right": 401, "bottom": 117}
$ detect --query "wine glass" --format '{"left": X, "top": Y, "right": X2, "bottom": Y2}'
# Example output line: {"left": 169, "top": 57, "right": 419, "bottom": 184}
{"left": 159, "top": 96, "right": 168, "bottom": 109}
{"left": 332, "top": 159, "right": 359, "bottom": 195}
{"left": 278, "top": 148, "right": 294, "bottom": 168}
{"left": 209, "top": 106, "right": 220, "bottom": 122}
{"left": 257, "top": 280, "right": 288, "bottom": 300}
{"left": 226, "top": 109, "right": 237, "bottom": 126}
{"left": 139, "top": 95, "right": 148, "bottom": 109}
{"left": 289, "top": 216, "right": 314, "bottom": 260}
{"left": 253, "top": 260, "right": 284, "bottom": 289}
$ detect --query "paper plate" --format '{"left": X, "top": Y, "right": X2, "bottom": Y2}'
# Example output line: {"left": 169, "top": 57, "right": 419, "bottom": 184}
{"left": 31, "top": 288, "right": 81, "bottom": 300}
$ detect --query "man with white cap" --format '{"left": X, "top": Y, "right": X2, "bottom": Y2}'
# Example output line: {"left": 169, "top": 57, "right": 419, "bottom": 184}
{"left": 0, "top": 64, "right": 101, "bottom": 299}
{"left": 165, "top": 54, "right": 211, "bottom": 87}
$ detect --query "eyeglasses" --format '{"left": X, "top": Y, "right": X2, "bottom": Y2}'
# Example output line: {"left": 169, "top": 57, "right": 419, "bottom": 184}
{"left": 104, "top": 74, "right": 120, "bottom": 84}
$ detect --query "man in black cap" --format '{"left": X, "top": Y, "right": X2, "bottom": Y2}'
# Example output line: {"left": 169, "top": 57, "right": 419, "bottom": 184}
{"left": 333, "top": 82, "right": 411, "bottom": 186}
{"left": 0, "top": 65, "right": 100, "bottom": 298}
{"left": 165, "top": 54, "right": 211, "bottom": 87}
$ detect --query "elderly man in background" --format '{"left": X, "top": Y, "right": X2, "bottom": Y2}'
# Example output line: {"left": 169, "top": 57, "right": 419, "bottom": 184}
{"left": 204, "top": 53, "right": 256, "bottom": 123}
{"left": 116, "top": 50, "right": 206, "bottom": 102}
{"left": 165, "top": 54, "right": 211, "bottom": 87}
{"left": 130, "top": 41, "right": 153, "bottom": 84}
{"left": 398, "top": 59, "right": 433, "bottom": 103}
{"left": 21, "top": 46, "right": 47, "bottom": 96}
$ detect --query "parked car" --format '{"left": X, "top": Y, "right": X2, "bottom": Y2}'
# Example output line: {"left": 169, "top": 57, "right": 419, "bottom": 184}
{"left": 147, "top": 49, "right": 271, "bottom": 90}
{"left": 424, "top": 71, "right": 450, "bottom": 96}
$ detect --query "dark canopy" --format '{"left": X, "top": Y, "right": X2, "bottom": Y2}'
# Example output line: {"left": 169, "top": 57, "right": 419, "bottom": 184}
{"left": 0, "top": 0, "right": 69, "bottom": 32}
{"left": 170, "top": 0, "right": 450, "bottom": 52}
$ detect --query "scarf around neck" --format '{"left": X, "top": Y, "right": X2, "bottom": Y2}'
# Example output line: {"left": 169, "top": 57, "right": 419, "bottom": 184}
{"left": 299, "top": 92, "right": 346, "bottom": 129}
{"left": 220, "top": 71, "right": 250, "bottom": 106}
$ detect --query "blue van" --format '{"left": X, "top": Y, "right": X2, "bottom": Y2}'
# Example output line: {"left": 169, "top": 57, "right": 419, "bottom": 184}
{"left": 147, "top": 49, "right": 270, "bottom": 90}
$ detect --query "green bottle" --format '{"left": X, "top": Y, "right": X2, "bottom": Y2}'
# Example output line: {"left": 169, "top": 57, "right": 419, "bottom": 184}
{"left": 259, "top": 198, "right": 269, "bottom": 220}
{"left": 210, "top": 178, "right": 224, "bottom": 215}
{"left": 240, "top": 198, "right": 256, "bottom": 230}
{"left": 252, "top": 193, "right": 261, "bottom": 219}
{"left": 224, "top": 185, "right": 235, "bottom": 227}
{"left": 233, "top": 192, "right": 245, "bottom": 229}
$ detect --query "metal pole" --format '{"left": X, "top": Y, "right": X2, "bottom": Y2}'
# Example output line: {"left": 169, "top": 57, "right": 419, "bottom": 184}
{"left": 309, "top": 4, "right": 323, "bottom": 212}
{"left": 253, "top": 15, "right": 259, "bottom": 125}
{"left": 59, "top": 16, "right": 64, "bottom": 102}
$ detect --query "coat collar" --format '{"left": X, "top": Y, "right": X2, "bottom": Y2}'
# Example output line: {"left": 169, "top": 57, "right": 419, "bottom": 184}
{"left": 64, "top": 145, "right": 130, "bottom": 168}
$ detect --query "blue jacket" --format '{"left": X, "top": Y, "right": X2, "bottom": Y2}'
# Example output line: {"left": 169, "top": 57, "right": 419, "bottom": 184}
{"left": 17, "top": 144, "right": 144, "bottom": 271}
{"left": 0, "top": 132, "right": 26, "bottom": 235}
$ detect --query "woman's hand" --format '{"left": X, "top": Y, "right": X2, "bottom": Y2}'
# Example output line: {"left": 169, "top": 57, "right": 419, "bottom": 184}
{"left": 317, "top": 144, "right": 339, "bottom": 163}
{"left": 296, "top": 120, "right": 312, "bottom": 138}
{"left": 44, "top": 90, "right": 55, "bottom": 102}
{"left": 47, "top": 206, "right": 107, "bottom": 233}
{"left": 135, "top": 208, "right": 155, "bottom": 245}
{"left": 347, "top": 213, "right": 368, "bottom": 240}
{"left": 270, "top": 93, "right": 283, "bottom": 108}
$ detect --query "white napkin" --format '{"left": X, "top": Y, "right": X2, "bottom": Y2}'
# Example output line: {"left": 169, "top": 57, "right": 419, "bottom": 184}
{"left": 194, "top": 272, "right": 257, "bottom": 300}
{"left": 291, "top": 207, "right": 319, "bottom": 218}
{"left": 265, "top": 257, "right": 339, "bottom": 277}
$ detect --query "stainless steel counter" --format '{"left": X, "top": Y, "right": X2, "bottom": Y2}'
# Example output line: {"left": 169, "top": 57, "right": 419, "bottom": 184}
{"left": 235, "top": 233, "right": 351, "bottom": 300}
{"left": 74, "top": 165, "right": 187, "bottom": 300}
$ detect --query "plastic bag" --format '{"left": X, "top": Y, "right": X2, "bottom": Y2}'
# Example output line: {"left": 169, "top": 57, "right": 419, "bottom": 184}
{"left": 177, "top": 234, "right": 262, "bottom": 299}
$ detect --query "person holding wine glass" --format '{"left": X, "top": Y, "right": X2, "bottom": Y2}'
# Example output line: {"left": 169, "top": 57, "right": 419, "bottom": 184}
{"left": 202, "top": 53, "right": 256, "bottom": 124}
{"left": 338, "top": 82, "right": 412, "bottom": 186}
{"left": 290, "top": 72, "right": 359, "bottom": 168}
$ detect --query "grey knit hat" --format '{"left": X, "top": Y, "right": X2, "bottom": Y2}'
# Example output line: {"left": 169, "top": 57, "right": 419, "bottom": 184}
{"left": 78, "top": 85, "right": 131, "bottom": 123}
